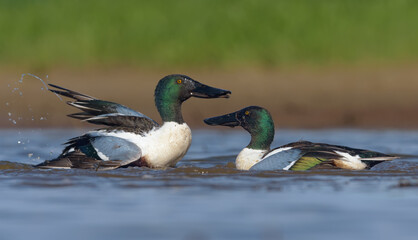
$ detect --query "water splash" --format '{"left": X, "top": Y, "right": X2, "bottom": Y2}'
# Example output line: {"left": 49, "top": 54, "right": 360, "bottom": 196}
{"left": 6, "top": 73, "right": 59, "bottom": 125}
{"left": 20, "top": 73, "right": 47, "bottom": 89}
{"left": 5, "top": 73, "right": 59, "bottom": 161}
{"left": 19, "top": 73, "right": 63, "bottom": 101}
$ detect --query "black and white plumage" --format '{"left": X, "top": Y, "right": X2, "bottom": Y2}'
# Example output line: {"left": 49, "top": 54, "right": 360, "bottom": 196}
{"left": 37, "top": 84, "right": 156, "bottom": 170}
{"left": 205, "top": 106, "right": 398, "bottom": 171}
{"left": 37, "top": 75, "right": 231, "bottom": 170}
{"left": 249, "top": 141, "right": 398, "bottom": 171}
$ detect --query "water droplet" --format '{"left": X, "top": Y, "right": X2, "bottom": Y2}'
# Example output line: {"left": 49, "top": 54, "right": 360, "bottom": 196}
{"left": 5, "top": 102, "right": 9, "bottom": 106}
{"left": 12, "top": 120, "right": 16, "bottom": 124}
{"left": 8, "top": 112, "right": 11, "bottom": 116}
{"left": 17, "top": 140, "right": 21, "bottom": 144}
{"left": 19, "top": 92, "right": 23, "bottom": 96}
{"left": 40, "top": 117, "right": 44, "bottom": 120}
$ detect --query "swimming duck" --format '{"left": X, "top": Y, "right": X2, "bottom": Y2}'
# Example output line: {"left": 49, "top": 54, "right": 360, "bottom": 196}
{"left": 37, "top": 74, "right": 231, "bottom": 170}
{"left": 204, "top": 106, "right": 398, "bottom": 171}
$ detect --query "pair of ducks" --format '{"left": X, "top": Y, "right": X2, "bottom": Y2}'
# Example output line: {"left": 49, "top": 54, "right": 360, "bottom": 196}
{"left": 37, "top": 74, "right": 397, "bottom": 171}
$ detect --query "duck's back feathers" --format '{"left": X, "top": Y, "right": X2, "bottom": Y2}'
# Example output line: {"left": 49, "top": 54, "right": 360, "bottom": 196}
{"left": 278, "top": 141, "right": 397, "bottom": 170}
{"left": 249, "top": 141, "right": 397, "bottom": 171}
{"left": 280, "top": 141, "right": 393, "bottom": 159}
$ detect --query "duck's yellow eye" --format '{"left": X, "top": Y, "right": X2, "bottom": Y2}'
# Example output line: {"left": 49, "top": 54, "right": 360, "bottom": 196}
{"left": 245, "top": 111, "right": 250, "bottom": 115}
{"left": 176, "top": 79, "right": 182, "bottom": 84}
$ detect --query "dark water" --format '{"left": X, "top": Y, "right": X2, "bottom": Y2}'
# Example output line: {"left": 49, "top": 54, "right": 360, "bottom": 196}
{"left": 0, "top": 128, "right": 417, "bottom": 240}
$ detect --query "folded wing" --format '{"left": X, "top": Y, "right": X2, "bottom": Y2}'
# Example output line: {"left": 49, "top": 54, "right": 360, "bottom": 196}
{"left": 37, "top": 135, "right": 142, "bottom": 170}
{"left": 283, "top": 141, "right": 397, "bottom": 170}
{"left": 250, "top": 149, "right": 303, "bottom": 171}
{"left": 250, "top": 141, "right": 398, "bottom": 171}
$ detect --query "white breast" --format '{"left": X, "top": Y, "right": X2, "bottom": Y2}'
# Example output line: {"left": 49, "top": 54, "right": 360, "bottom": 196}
{"left": 236, "top": 148, "right": 268, "bottom": 170}
{"left": 140, "top": 122, "right": 192, "bottom": 167}
{"left": 92, "top": 122, "right": 192, "bottom": 168}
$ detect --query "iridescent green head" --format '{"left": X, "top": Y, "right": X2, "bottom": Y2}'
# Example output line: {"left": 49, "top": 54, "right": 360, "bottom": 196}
{"left": 155, "top": 74, "right": 231, "bottom": 123}
{"left": 204, "top": 106, "right": 275, "bottom": 150}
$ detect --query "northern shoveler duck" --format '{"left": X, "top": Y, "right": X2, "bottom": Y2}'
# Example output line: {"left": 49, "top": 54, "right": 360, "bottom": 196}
{"left": 204, "top": 106, "right": 398, "bottom": 171}
{"left": 36, "top": 74, "right": 231, "bottom": 170}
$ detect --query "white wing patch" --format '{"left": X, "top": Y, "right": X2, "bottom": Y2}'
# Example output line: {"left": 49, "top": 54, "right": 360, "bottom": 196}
{"left": 94, "top": 147, "right": 109, "bottom": 160}
{"left": 334, "top": 151, "right": 360, "bottom": 162}
{"left": 262, "top": 147, "right": 292, "bottom": 160}
{"left": 283, "top": 160, "right": 297, "bottom": 171}
{"left": 334, "top": 150, "right": 367, "bottom": 170}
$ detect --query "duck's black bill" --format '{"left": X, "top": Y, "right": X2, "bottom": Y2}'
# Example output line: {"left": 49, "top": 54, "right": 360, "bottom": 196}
{"left": 204, "top": 113, "right": 240, "bottom": 127}
{"left": 191, "top": 83, "right": 231, "bottom": 99}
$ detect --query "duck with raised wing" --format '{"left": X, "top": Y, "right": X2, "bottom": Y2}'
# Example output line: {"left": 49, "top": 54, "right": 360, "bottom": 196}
{"left": 204, "top": 106, "right": 398, "bottom": 171}
{"left": 37, "top": 74, "right": 231, "bottom": 170}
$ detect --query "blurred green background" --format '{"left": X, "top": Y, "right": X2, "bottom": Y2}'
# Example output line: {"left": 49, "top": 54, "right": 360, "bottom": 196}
{"left": 1, "top": 0, "right": 418, "bottom": 128}
{"left": 1, "top": 0, "right": 418, "bottom": 69}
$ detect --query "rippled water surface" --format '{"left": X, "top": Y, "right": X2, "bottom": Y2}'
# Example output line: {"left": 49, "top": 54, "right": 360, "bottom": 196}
{"left": 0, "top": 129, "right": 417, "bottom": 240}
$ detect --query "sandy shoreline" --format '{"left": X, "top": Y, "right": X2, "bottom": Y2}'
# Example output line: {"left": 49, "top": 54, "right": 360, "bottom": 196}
{"left": 1, "top": 64, "right": 418, "bottom": 128}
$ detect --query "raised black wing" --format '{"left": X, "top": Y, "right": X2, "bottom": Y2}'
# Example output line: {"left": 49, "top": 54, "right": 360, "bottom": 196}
{"left": 48, "top": 84, "right": 159, "bottom": 130}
